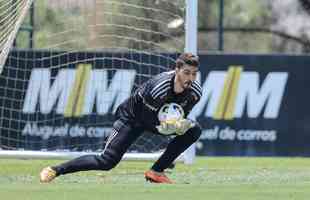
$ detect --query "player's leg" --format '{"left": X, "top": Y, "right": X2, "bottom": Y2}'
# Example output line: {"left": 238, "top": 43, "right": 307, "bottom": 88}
{"left": 40, "top": 120, "right": 143, "bottom": 182}
{"left": 145, "top": 123, "right": 201, "bottom": 183}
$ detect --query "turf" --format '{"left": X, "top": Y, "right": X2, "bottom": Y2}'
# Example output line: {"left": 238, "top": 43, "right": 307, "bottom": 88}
{"left": 1, "top": 157, "right": 310, "bottom": 200}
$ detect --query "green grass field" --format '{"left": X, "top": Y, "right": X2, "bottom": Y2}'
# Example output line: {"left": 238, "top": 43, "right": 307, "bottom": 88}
{"left": 1, "top": 157, "right": 310, "bottom": 200}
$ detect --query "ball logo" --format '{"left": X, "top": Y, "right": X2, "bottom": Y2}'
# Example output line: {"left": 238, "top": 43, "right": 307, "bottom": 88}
{"left": 158, "top": 103, "right": 184, "bottom": 122}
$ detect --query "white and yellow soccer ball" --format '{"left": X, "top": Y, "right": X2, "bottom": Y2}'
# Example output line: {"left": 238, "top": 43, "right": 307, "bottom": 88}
{"left": 157, "top": 103, "right": 185, "bottom": 135}
{"left": 158, "top": 103, "right": 184, "bottom": 123}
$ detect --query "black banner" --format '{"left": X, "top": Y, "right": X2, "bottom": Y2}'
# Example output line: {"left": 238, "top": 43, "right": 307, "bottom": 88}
{"left": 0, "top": 51, "right": 177, "bottom": 152}
{"left": 1, "top": 51, "right": 310, "bottom": 156}
{"left": 195, "top": 54, "right": 310, "bottom": 156}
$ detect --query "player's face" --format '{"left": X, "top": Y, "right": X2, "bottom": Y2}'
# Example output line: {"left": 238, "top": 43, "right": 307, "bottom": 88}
{"left": 175, "top": 65, "right": 199, "bottom": 90}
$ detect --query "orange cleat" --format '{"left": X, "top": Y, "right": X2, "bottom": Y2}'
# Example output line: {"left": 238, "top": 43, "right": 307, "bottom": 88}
{"left": 144, "top": 170, "right": 173, "bottom": 184}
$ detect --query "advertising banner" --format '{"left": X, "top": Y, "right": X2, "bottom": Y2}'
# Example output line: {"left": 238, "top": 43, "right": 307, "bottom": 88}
{"left": 195, "top": 54, "right": 310, "bottom": 156}
{"left": 1, "top": 51, "right": 310, "bottom": 156}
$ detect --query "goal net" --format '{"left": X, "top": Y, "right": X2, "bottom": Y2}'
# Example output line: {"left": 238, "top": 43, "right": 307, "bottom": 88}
{"left": 0, "top": 0, "right": 33, "bottom": 72}
{"left": 0, "top": 0, "right": 196, "bottom": 163}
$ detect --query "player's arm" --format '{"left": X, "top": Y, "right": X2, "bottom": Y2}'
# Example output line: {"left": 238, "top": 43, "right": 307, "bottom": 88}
{"left": 174, "top": 83, "right": 202, "bottom": 135}
{"left": 156, "top": 93, "right": 201, "bottom": 135}
{"left": 137, "top": 80, "right": 162, "bottom": 112}
{"left": 184, "top": 81, "right": 202, "bottom": 117}
{"left": 141, "top": 78, "right": 182, "bottom": 135}
{"left": 184, "top": 95, "right": 201, "bottom": 117}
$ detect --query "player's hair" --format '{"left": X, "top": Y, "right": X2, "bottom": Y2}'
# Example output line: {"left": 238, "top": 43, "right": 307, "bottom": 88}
{"left": 175, "top": 53, "right": 199, "bottom": 69}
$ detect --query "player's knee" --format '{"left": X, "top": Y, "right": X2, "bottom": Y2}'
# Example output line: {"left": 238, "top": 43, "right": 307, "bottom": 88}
{"left": 102, "top": 160, "right": 119, "bottom": 170}
{"left": 187, "top": 123, "right": 202, "bottom": 142}
{"left": 96, "top": 151, "right": 122, "bottom": 170}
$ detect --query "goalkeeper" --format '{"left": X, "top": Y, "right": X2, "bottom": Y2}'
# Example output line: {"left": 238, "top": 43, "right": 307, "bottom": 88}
{"left": 40, "top": 53, "right": 202, "bottom": 184}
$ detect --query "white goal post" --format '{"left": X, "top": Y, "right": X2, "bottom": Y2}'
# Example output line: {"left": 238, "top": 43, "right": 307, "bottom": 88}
{"left": 0, "top": 0, "right": 198, "bottom": 164}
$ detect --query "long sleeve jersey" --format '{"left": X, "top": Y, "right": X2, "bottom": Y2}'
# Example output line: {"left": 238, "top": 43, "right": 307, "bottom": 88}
{"left": 115, "top": 71, "right": 202, "bottom": 131}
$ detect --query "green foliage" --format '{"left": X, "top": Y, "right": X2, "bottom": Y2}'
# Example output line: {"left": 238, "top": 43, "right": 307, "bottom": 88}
{"left": 13, "top": 1, "right": 308, "bottom": 53}
{"left": 14, "top": 0, "right": 185, "bottom": 52}
{"left": 224, "top": 0, "right": 271, "bottom": 26}
{"left": 33, "top": 0, "right": 89, "bottom": 49}
{"left": 198, "top": 0, "right": 218, "bottom": 27}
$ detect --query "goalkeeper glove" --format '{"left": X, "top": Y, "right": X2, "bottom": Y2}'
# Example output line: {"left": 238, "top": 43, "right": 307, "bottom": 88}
{"left": 175, "top": 119, "right": 195, "bottom": 135}
{"left": 156, "top": 119, "right": 195, "bottom": 135}
{"left": 156, "top": 119, "right": 178, "bottom": 135}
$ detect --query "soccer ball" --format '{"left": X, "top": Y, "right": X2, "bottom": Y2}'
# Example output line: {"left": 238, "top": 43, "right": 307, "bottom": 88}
{"left": 158, "top": 103, "right": 184, "bottom": 123}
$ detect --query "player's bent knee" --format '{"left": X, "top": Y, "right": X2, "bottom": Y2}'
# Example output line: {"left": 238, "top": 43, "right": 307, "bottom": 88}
{"left": 101, "top": 160, "right": 119, "bottom": 170}
{"left": 187, "top": 123, "right": 202, "bottom": 142}
{"left": 96, "top": 151, "right": 122, "bottom": 170}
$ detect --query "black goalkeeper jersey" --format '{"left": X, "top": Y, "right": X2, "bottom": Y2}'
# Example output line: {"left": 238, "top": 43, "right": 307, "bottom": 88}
{"left": 115, "top": 71, "right": 202, "bottom": 131}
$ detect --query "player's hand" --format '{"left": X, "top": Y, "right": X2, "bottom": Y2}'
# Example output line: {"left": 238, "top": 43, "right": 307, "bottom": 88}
{"left": 156, "top": 119, "right": 195, "bottom": 135}
{"left": 156, "top": 119, "right": 178, "bottom": 135}
{"left": 174, "top": 119, "right": 195, "bottom": 135}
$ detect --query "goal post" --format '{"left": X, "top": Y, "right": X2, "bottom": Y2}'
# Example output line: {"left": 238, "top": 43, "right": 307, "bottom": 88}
{"left": 183, "top": 0, "right": 198, "bottom": 164}
{"left": 0, "top": 0, "right": 198, "bottom": 164}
